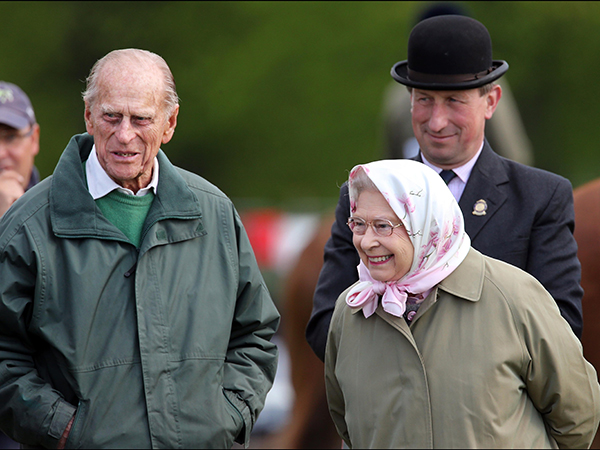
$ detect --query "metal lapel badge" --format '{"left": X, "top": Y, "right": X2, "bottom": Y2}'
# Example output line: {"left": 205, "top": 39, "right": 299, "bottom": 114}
{"left": 472, "top": 199, "right": 488, "bottom": 216}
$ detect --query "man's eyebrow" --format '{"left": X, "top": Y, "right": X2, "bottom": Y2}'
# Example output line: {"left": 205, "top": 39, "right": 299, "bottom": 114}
{"left": 99, "top": 105, "right": 119, "bottom": 115}
{"left": 98, "top": 107, "right": 154, "bottom": 118}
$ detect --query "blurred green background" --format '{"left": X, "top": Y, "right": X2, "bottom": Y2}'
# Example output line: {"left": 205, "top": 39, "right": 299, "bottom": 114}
{"left": 2, "top": 1, "right": 599, "bottom": 211}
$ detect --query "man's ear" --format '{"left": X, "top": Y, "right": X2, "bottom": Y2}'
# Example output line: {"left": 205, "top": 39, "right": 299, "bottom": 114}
{"left": 30, "top": 123, "right": 40, "bottom": 157}
{"left": 84, "top": 103, "right": 95, "bottom": 136}
{"left": 485, "top": 84, "right": 502, "bottom": 120}
{"left": 162, "top": 105, "right": 179, "bottom": 144}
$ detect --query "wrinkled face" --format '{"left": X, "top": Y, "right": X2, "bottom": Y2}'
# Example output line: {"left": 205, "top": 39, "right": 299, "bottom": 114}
{"left": 0, "top": 123, "right": 40, "bottom": 187}
{"left": 411, "top": 86, "right": 500, "bottom": 168}
{"left": 352, "top": 190, "right": 414, "bottom": 282}
{"left": 84, "top": 62, "right": 178, "bottom": 193}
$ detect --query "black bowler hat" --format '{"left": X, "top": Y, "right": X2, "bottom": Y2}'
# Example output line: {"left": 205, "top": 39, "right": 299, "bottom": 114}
{"left": 391, "top": 15, "right": 508, "bottom": 90}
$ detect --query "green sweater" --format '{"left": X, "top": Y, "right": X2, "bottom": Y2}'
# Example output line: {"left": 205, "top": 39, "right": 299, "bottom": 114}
{"left": 95, "top": 190, "right": 154, "bottom": 247}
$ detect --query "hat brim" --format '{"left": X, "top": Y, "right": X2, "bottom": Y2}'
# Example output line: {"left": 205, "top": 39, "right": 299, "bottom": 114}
{"left": 391, "top": 60, "right": 509, "bottom": 90}
{"left": 0, "top": 110, "right": 31, "bottom": 129}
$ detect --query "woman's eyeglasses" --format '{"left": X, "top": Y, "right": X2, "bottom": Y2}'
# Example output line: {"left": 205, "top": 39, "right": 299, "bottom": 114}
{"left": 347, "top": 217, "right": 403, "bottom": 237}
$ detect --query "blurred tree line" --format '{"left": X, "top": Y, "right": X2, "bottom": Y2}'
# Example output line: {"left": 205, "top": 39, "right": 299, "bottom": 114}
{"left": 2, "top": 1, "right": 600, "bottom": 210}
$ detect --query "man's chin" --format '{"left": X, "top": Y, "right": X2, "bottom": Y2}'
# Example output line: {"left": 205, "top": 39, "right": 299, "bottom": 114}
{"left": 420, "top": 144, "right": 458, "bottom": 163}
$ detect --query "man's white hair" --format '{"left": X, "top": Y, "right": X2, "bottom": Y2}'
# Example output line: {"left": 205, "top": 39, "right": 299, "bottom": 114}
{"left": 82, "top": 48, "right": 179, "bottom": 118}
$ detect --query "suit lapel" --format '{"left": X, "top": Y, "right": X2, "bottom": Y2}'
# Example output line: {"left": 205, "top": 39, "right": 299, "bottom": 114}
{"left": 458, "top": 142, "right": 509, "bottom": 241}
{"left": 415, "top": 141, "right": 509, "bottom": 242}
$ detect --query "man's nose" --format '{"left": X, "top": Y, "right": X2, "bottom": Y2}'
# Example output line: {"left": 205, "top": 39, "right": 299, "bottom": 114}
{"left": 428, "top": 103, "right": 449, "bottom": 132}
{"left": 115, "top": 118, "right": 136, "bottom": 143}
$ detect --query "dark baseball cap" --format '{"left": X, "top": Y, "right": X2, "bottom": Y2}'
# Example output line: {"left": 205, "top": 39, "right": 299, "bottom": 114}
{"left": 0, "top": 81, "right": 36, "bottom": 129}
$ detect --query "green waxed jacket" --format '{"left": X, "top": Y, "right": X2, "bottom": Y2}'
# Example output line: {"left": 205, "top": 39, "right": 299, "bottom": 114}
{"left": 326, "top": 248, "right": 600, "bottom": 449}
{"left": 0, "top": 133, "right": 280, "bottom": 449}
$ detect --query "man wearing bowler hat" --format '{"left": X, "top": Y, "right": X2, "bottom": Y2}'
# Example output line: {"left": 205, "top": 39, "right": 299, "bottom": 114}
{"left": 307, "top": 15, "right": 583, "bottom": 361}
{"left": 0, "top": 81, "right": 40, "bottom": 218}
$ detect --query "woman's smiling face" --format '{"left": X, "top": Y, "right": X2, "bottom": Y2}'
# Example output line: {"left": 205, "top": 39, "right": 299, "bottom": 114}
{"left": 352, "top": 190, "right": 415, "bottom": 282}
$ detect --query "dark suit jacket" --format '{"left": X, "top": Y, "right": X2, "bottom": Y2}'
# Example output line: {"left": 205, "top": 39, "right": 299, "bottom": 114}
{"left": 306, "top": 141, "right": 583, "bottom": 361}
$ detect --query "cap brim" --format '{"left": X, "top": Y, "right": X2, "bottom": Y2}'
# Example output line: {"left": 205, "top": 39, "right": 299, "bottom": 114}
{"left": 0, "top": 109, "right": 31, "bottom": 129}
{"left": 391, "top": 60, "right": 509, "bottom": 90}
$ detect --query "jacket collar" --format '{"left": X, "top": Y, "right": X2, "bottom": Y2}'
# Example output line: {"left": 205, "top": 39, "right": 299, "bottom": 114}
{"left": 353, "top": 247, "right": 483, "bottom": 320}
{"left": 436, "top": 247, "right": 484, "bottom": 302}
{"left": 50, "top": 133, "right": 201, "bottom": 238}
{"left": 373, "top": 248, "right": 483, "bottom": 344}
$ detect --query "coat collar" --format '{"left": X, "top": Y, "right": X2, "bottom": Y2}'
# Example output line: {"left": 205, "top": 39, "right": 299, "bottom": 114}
{"left": 351, "top": 247, "right": 484, "bottom": 322}
{"left": 436, "top": 247, "right": 484, "bottom": 302}
{"left": 371, "top": 248, "right": 483, "bottom": 339}
{"left": 50, "top": 133, "right": 202, "bottom": 238}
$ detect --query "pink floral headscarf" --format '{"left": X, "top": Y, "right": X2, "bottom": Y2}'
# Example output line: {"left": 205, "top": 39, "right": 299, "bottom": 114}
{"left": 345, "top": 159, "right": 471, "bottom": 318}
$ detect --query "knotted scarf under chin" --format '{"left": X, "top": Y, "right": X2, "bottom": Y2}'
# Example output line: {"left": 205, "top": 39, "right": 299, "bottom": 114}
{"left": 346, "top": 278, "right": 409, "bottom": 318}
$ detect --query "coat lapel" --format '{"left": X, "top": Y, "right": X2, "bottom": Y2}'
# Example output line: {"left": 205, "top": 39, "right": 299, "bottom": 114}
{"left": 50, "top": 133, "right": 203, "bottom": 245}
{"left": 414, "top": 142, "right": 509, "bottom": 241}
{"left": 458, "top": 141, "right": 509, "bottom": 241}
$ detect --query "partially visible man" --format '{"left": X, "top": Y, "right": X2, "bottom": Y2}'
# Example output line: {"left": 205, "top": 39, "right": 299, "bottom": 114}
{"left": 0, "top": 81, "right": 39, "bottom": 450}
{"left": 0, "top": 81, "right": 40, "bottom": 217}
{"left": 0, "top": 49, "right": 279, "bottom": 449}
{"left": 307, "top": 15, "right": 583, "bottom": 361}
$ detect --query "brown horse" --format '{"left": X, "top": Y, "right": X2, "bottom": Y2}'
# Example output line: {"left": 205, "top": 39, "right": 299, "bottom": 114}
{"left": 237, "top": 209, "right": 340, "bottom": 449}
{"left": 265, "top": 214, "right": 341, "bottom": 449}
{"left": 574, "top": 178, "right": 600, "bottom": 449}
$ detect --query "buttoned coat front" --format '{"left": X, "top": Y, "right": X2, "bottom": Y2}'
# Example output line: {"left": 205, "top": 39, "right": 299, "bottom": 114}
{"left": 325, "top": 248, "right": 600, "bottom": 449}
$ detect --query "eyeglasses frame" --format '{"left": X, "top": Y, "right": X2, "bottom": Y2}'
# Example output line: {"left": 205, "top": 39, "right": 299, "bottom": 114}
{"left": 346, "top": 216, "right": 404, "bottom": 237}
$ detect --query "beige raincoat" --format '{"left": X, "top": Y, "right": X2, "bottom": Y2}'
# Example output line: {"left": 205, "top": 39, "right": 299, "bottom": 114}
{"left": 326, "top": 248, "right": 600, "bottom": 449}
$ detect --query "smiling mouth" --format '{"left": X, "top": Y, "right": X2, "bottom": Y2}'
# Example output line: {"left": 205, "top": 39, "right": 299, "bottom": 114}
{"left": 113, "top": 152, "right": 138, "bottom": 157}
{"left": 369, "top": 255, "right": 392, "bottom": 264}
{"left": 428, "top": 133, "right": 454, "bottom": 140}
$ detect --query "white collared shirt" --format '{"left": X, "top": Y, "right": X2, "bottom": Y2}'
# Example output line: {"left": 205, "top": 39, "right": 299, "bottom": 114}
{"left": 85, "top": 145, "right": 159, "bottom": 200}
{"left": 421, "top": 141, "right": 484, "bottom": 202}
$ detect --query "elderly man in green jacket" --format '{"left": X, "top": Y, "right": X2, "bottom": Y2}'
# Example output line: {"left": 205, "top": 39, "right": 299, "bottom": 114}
{"left": 0, "top": 49, "right": 280, "bottom": 449}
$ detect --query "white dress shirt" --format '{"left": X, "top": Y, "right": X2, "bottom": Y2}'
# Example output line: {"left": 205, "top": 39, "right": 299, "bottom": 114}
{"left": 421, "top": 141, "right": 484, "bottom": 202}
{"left": 85, "top": 145, "right": 159, "bottom": 200}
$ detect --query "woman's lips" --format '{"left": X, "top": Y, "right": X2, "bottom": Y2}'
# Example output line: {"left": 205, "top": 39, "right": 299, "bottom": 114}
{"left": 368, "top": 255, "right": 392, "bottom": 265}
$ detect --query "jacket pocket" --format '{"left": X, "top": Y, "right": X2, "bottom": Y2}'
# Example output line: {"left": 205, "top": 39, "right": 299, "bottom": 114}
{"left": 48, "top": 399, "right": 77, "bottom": 441}
{"left": 223, "top": 388, "right": 247, "bottom": 445}
{"left": 64, "top": 400, "right": 86, "bottom": 449}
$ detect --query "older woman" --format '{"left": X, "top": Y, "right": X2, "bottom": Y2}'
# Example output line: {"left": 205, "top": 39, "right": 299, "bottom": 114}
{"left": 324, "top": 159, "right": 600, "bottom": 449}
